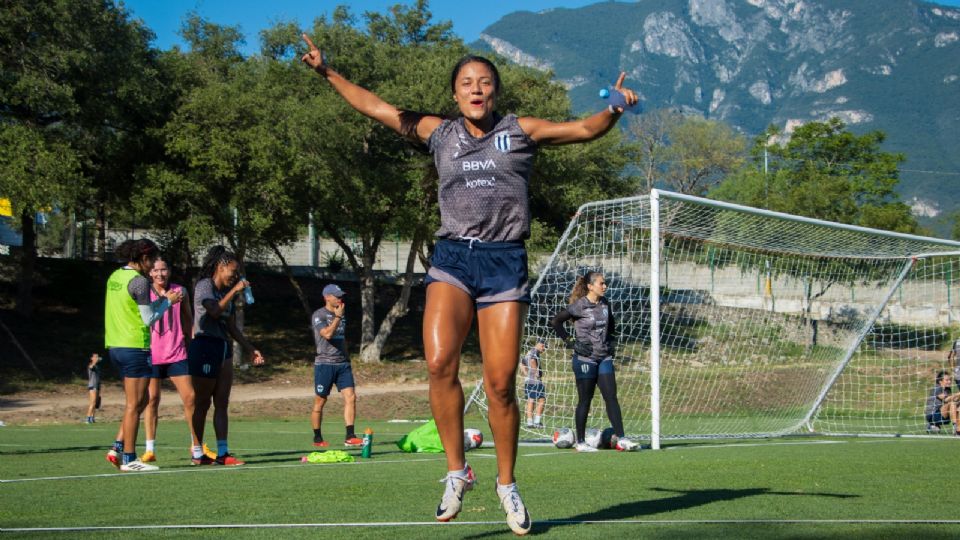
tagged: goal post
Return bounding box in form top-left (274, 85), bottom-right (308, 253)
top-left (467, 189), bottom-right (960, 447)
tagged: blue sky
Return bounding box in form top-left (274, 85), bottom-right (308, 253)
top-left (121, 0), bottom-right (960, 55)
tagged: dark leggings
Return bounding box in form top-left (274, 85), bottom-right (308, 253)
top-left (574, 374), bottom-right (625, 442)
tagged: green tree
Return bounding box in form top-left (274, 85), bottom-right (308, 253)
top-left (661, 116), bottom-right (746, 196)
top-left (626, 108), bottom-right (678, 193)
top-left (1, 0), bottom-right (160, 316)
top-left (712, 118), bottom-right (918, 232)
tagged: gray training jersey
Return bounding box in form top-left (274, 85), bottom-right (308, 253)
top-left (427, 114), bottom-right (536, 242)
top-left (312, 307), bottom-right (347, 364)
top-left (566, 296), bottom-right (613, 361)
top-left (193, 277), bottom-right (232, 341)
top-left (522, 347), bottom-right (543, 383)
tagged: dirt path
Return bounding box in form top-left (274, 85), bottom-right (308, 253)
top-left (0, 381), bottom-right (430, 414)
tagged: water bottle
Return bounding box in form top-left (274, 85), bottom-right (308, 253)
top-left (361, 428), bottom-right (373, 458)
top-left (599, 86), bottom-right (642, 114)
top-left (240, 276), bottom-right (255, 305)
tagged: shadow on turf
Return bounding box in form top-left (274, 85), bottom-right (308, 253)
top-left (461, 486), bottom-right (858, 538)
top-left (0, 445), bottom-right (106, 456)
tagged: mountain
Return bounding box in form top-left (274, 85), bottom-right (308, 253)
top-left (474, 0), bottom-right (960, 228)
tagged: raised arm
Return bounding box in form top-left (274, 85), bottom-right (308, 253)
top-left (301, 34), bottom-right (442, 143)
top-left (518, 72), bottom-right (638, 145)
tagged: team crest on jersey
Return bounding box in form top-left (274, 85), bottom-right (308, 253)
top-left (493, 131), bottom-right (511, 152)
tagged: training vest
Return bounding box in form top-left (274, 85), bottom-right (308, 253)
top-left (104, 268), bottom-right (150, 349)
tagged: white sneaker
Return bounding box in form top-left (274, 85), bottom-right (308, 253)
top-left (435, 465), bottom-right (475, 522)
top-left (497, 481), bottom-right (532, 535)
top-left (574, 442), bottom-right (598, 452)
top-left (616, 437), bottom-right (640, 452)
top-left (120, 460), bottom-right (159, 472)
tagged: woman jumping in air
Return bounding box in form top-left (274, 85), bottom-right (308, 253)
top-left (302, 35), bottom-right (636, 535)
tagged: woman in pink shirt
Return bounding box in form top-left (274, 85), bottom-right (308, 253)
top-left (141, 258), bottom-right (198, 463)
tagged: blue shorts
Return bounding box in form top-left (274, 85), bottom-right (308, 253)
top-left (187, 336), bottom-right (231, 379)
top-left (108, 348), bottom-right (152, 379)
top-left (425, 239), bottom-right (530, 309)
top-left (524, 381), bottom-right (546, 400)
top-left (927, 411), bottom-right (949, 426)
top-left (572, 355), bottom-right (615, 380)
top-left (315, 363), bottom-right (355, 397)
top-left (152, 359), bottom-right (190, 379)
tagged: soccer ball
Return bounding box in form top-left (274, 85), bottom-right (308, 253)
top-left (463, 428), bottom-right (483, 450)
top-left (584, 428), bottom-right (602, 449)
top-left (552, 428), bottom-right (575, 449)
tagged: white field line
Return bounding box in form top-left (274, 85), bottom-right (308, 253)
top-left (4, 518), bottom-right (960, 533)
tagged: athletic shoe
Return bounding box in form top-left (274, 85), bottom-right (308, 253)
top-left (191, 455), bottom-right (217, 466)
top-left (496, 481), bottom-right (532, 535)
top-left (525, 421), bottom-right (535, 428)
top-left (202, 443), bottom-right (218, 460)
top-left (216, 453), bottom-right (245, 466)
top-left (533, 422), bottom-right (544, 428)
top-left (574, 442), bottom-right (598, 452)
top-left (106, 449), bottom-right (121, 468)
top-left (141, 450), bottom-right (157, 462)
top-left (120, 460), bottom-right (159, 472)
top-left (313, 439), bottom-right (329, 448)
top-left (616, 437), bottom-right (640, 452)
top-left (927, 424), bottom-right (941, 433)
top-left (344, 437), bottom-right (364, 448)
top-left (435, 465), bottom-right (476, 522)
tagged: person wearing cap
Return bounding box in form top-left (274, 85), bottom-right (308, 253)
top-left (310, 284), bottom-right (363, 448)
top-left (520, 340), bottom-right (547, 428)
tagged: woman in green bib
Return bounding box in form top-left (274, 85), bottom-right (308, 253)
top-left (104, 239), bottom-right (182, 472)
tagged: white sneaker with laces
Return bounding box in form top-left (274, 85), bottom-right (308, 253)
top-left (435, 465), bottom-right (475, 522)
top-left (496, 480), bottom-right (532, 535)
top-left (616, 437), bottom-right (640, 452)
top-left (574, 442), bottom-right (598, 452)
top-left (119, 460), bottom-right (159, 472)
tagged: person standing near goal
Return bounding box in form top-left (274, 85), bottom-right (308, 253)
top-left (520, 340), bottom-right (547, 428)
top-left (301, 34), bottom-right (636, 535)
top-left (310, 284), bottom-right (364, 449)
top-left (550, 271), bottom-right (638, 452)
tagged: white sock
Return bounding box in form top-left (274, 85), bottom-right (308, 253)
top-left (496, 480), bottom-right (517, 498)
top-left (449, 464), bottom-right (470, 480)
top-left (146, 439), bottom-right (155, 452)
top-left (192, 445), bottom-right (203, 459)
top-left (533, 415), bottom-right (541, 424)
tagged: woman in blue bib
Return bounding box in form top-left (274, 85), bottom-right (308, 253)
top-left (302, 35), bottom-right (636, 536)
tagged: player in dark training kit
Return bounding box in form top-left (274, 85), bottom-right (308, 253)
top-left (310, 284), bottom-right (363, 448)
top-left (551, 271), bottom-right (638, 452)
top-left (302, 35), bottom-right (637, 535)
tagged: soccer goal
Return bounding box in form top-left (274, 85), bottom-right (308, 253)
top-left (467, 189), bottom-right (960, 449)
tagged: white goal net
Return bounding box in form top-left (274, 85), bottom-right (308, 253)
top-left (468, 190), bottom-right (960, 447)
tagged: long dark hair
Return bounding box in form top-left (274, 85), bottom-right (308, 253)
top-left (449, 55), bottom-right (501, 95)
top-left (569, 271), bottom-right (602, 303)
top-left (114, 239), bottom-right (159, 265)
top-left (200, 245), bottom-right (238, 280)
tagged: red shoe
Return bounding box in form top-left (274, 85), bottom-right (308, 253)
top-left (344, 437), bottom-right (364, 448)
top-left (313, 439), bottom-right (329, 448)
top-left (106, 449), bottom-right (121, 469)
top-left (216, 453), bottom-right (245, 466)
top-left (191, 455), bottom-right (217, 466)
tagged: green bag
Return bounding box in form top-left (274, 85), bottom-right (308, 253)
top-left (303, 450), bottom-right (355, 463)
top-left (396, 419), bottom-right (444, 453)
